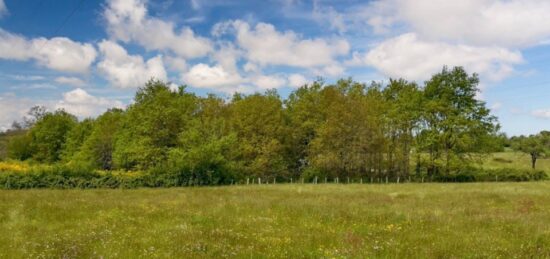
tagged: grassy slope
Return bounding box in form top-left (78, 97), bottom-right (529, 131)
top-left (1, 183), bottom-right (550, 258)
top-left (481, 151), bottom-right (550, 172)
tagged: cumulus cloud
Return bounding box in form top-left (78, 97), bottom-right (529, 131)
top-left (55, 88), bottom-right (124, 118)
top-left (214, 20), bottom-right (349, 71)
top-left (182, 63), bottom-right (243, 91)
top-left (532, 109), bottom-right (550, 119)
top-left (351, 33), bottom-right (523, 81)
top-left (104, 0), bottom-right (212, 58)
top-left (0, 94), bottom-right (43, 131)
top-left (312, 2), bottom-right (347, 34)
top-left (164, 56), bottom-right (187, 72)
top-left (251, 74), bottom-right (286, 90)
top-left (0, 29), bottom-right (97, 73)
top-left (288, 73), bottom-right (308, 88)
top-left (54, 76), bottom-right (86, 87)
top-left (360, 0), bottom-right (550, 47)
top-left (97, 40), bottom-right (167, 88)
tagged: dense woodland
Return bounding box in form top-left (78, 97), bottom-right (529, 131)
top-left (1, 66), bottom-right (546, 186)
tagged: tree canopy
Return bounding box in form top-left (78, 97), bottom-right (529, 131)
top-left (5, 67), bottom-right (505, 183)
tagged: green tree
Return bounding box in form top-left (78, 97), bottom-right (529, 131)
top-left (228, 90), bottom-right (288, 181)
top-left (383, 79), bottom-right (423, 179)
top-left (113, 80), bottom-right (198, 170)
top-left (74, 109), bottom-right (124, 170)
top-left (62, 118), bottom-right (94, 162)
top-left (7, 133), bottom-right (32, 160)
top-left (511, 133), bottom-right (549, 169)
top-left (28, 109), bottom-right (77, 163)
top-left (418, 67), bottom-right (498, 176)
top-left (285, 80), bottom-right (325, 177)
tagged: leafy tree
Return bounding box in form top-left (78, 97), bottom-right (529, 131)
top-left (228, 90), bottom-right (288, 180)
top-left (511, 132), bottom-right (550, 169)
top-left (167, 94), bottom-right (241, 184)
top-left (309, 79), bottom-right (386, 180)
top-left (383, 79), bottom-right (423, 178)
top-left (113, 80), bottom-right (198, 170)
top-left (285, 80), bottom-right (325, 177)
top-left (74, 109), bottom-right (124, 170)
top-left (7, 133), bottom-right (32, 160)
top-left (418, 67), bottom-right (498, 176)
top-left (28, 109), bottom-right (77, 163)
top-left (62, 118), bottom-right (94, 162)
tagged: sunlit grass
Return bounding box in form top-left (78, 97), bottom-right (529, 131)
top-left (1, 183), bottom-right (550, 258)
top-left (481, 151), bottom-right (550, 172)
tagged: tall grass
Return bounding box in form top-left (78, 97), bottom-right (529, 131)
top-left (1, 183), bottom-right (550, 258)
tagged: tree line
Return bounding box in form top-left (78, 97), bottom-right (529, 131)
top-left (5, 67), bottom-right (507, 184)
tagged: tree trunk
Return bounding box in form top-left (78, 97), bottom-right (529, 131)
top-left (531, 153), bottom-right (537, 169)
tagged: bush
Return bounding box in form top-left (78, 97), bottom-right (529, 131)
top-left (0, 165), bottom-right (547, 189)
top-left (433, 168), bottom-right (547, 182)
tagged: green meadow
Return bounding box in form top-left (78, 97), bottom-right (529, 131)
top-left (2, 182), bottom-right (550, 258)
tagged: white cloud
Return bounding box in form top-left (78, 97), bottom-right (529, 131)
top-left (251, 74), bottom-right (286, 90)
top-left (312, 2), bottom-right (347, 34)
top-left (182, 63), bottom-right (243, 92)
top-left (214, 20), bottom-right (349, 71)
top-left (0, 29), bottom-right (97, 73)
top-left (212, 43), bottom-right (241, 73)
top-left (104, 0), bottom-right (212, 58)
top-left (0, 0), bottom-right (7, 17)
top-left (532, 109), bottom-right (550, 119)
top-left (55, 88), bottom-right (124, 118)
top-left (354, 33), bottom-right (523, 81)
top-left (97, 40), bottom-right (167, 88)
top-left (0, 94), bottom-right (52, 131)
top-left (164, 56), bottom-right (187, 72)
top-left (361, 0), bottom-right (550, 47)
top-left (54, 76), bottom-right (86, 87)
top-left (288, 73), bottom-right (308, 88)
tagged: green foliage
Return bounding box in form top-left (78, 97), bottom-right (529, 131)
top-left (73, 109), bottom-right (124, 170)
top-left (229, 90), bottom-right (288, 179)
top-left (418, 67), bottom-right (498, 175)
top-left (510, 131), bottom-right (550, 169)
top-left (28, 110), bottom-right (77, 163)
top-left (5, 66), bottom-right (522, 186)
top-left (6, 132), bottom-right (32, 160)
top-left (113, 80), bottom-right (198, 170)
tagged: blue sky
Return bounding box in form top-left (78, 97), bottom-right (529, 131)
top-left (0, 0), bottom-right (550, 136)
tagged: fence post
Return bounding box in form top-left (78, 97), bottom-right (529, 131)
top-left (258, 177), bottom-right (261, 185)
top-left (397, 177), bottom-right (400, 183)
top-left (385, 176), bottom-right (388, 184)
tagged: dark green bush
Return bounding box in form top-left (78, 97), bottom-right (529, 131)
top-left (0, 166), bottom-right (546, 189)
top-left (433, 168), bottom-right (547, 182)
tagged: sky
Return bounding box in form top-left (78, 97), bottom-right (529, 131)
top-left (0, 0), bottom-right (550, 136)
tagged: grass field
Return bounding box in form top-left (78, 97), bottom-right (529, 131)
top-left (1, 183), bottom-right (550, 258)
top-left (482, 151), bottom-right (550, 172)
